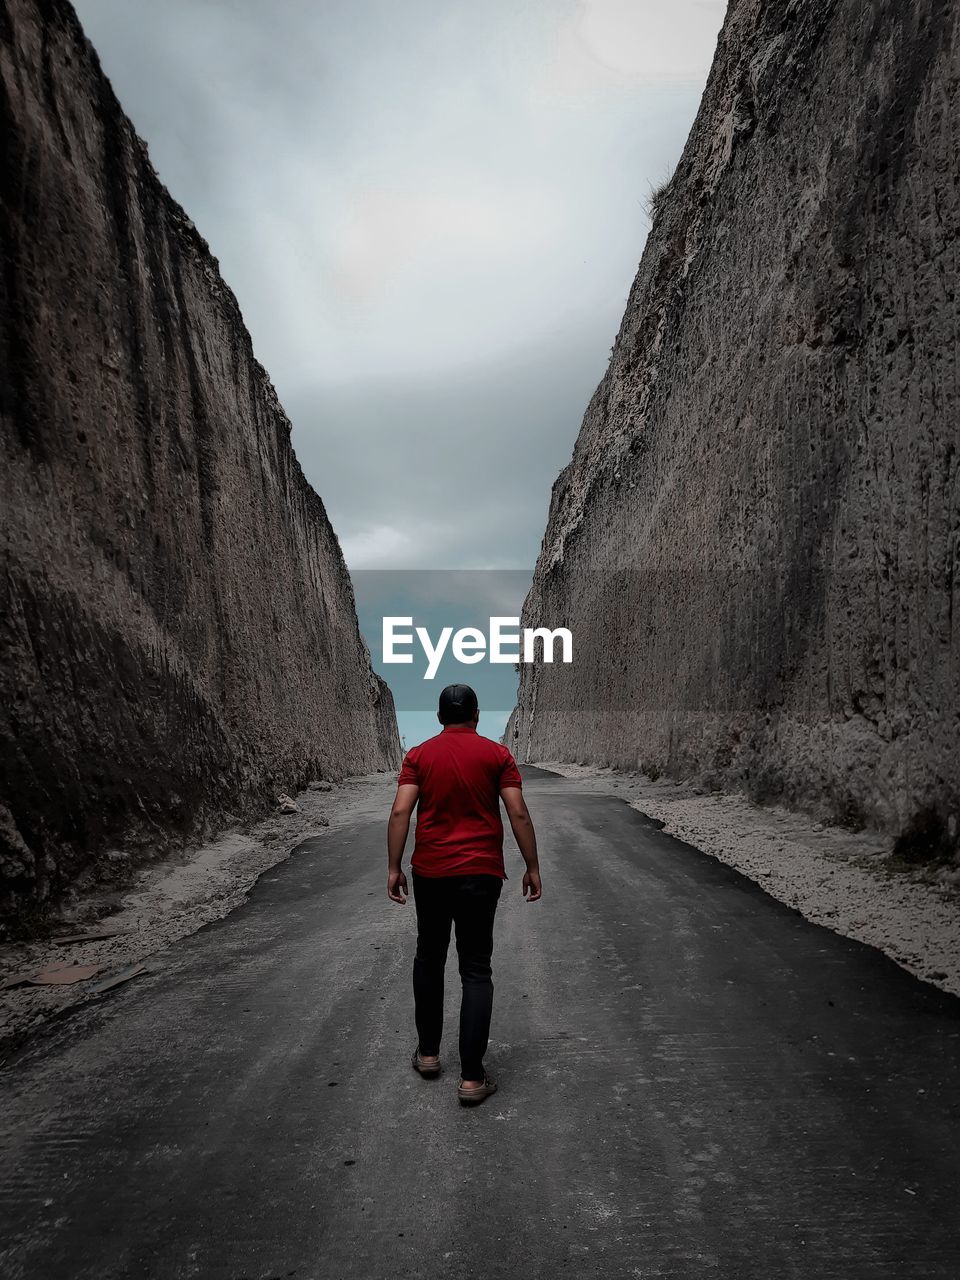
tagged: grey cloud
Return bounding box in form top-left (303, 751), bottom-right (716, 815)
top-left (73, 0), bottom-right (721, 573)
top-left (287, 318), bottom-right (615, 570)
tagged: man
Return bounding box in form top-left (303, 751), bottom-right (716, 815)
top-left (387, 683), bottom-right (542, 1106)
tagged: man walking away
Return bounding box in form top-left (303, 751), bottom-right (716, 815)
top-left (387, 684), bottom-right (542, 1106)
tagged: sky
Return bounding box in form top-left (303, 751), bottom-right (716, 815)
top-left (73, 0), bottom-right (725, 741)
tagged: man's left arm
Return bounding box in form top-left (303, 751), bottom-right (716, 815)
top-left (387, 784), bottom-right (419, 903)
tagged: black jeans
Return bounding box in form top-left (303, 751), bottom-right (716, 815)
top-left (412, 872), bottom-right (503, 1081)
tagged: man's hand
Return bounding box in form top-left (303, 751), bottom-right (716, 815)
top-left (387, 784), bottom-right (418, 905)
top-left (501, 787), bottom-right (542, 903)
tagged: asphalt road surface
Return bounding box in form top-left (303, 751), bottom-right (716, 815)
top-left (1, 768), bottom-right (959, 1279)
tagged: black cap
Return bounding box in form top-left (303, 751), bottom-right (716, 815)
top-left (438, 683), bottom-right (479, 725)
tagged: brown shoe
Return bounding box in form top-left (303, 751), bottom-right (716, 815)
top-left (411, 1046), bottom-right (441, 1077)
top-left (457, 1075), bottom-right (498, 1106)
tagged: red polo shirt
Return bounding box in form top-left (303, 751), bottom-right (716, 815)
top-left (397, 723), bottom-right (523, 879)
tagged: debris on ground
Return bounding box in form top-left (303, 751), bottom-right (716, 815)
top-left (52, 927), bottom-right (126, 945)
top-left (2, 963), bottom-right (101, 990)
top-left (89, 964), bottom-right (148, 994)
top-left (308, 780), bottom-right (334, 792)
top-left (277, 793), bottom-right (299, 814)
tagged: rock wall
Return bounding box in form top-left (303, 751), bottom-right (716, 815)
top-left (513, 0), bottom-right (960, 858)
top-left (0, 0), bottom-right (400, 925)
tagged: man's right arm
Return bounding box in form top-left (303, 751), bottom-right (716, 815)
top-left (500, 787), bottom-right (542, 902)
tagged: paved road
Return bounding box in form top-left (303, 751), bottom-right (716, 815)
top-left (1, 768), bottom-right (959, 1279)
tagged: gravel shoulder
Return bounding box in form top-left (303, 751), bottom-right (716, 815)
top-left (537, 762), bottom-right (960, 997)
top-left (0, 775), bottom-right (395, 1057)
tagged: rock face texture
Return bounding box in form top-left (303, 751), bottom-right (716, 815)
top-left (0, 0), bottom-right (400, 925)
top-left (513, 0), bottom-right (960, 857)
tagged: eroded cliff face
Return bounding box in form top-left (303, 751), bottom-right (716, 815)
top-left (0, 0), bottom-right (400, 925)
top-left (513, 0), bottom-right (960, 856)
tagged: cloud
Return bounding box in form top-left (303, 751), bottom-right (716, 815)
top-left (340, 524), bottom-right (419, 569)
top-left (326, 182), bottom-right (560, 307)
top-left (72, 0), bottom-right (723, 573)
top-left (544, 0), bottom-right (727, 93)
top-left (288, 316), bottom-right (613, 570)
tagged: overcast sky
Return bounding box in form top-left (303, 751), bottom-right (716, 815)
top-left (74, 0), bottom-right (724, 574)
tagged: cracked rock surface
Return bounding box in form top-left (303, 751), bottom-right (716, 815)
top-left (0, 0), bottom-right (400, 926)
top-left (511, 0), bottom-right (960, 858)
